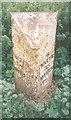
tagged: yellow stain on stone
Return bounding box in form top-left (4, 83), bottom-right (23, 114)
top-left (11, 12), bottom-right (58, 101)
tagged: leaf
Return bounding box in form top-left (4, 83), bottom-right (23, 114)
top-left (66, 103), bottom-right (69, 108)
top-left (63, 91), bottom-right (69, 97)
top-left (54, 68), bottom-right (62, 76)
top-left (35, 103), bottom-right (44, 111)
top-left (0, 85), bottom-right (3, 90)
top-left (3, 103), bottom-right (7, 107)
top-left (9, 113), bottom-right (13, 118)
top-left (61, 98), bottom-right (67, 103)
top-left (44, 108), bottom-right (49, 114)
top-left (49, 108), bottom-right (58, 117)
top-left (7, 91), bottom-right (13, 96)
top-left (12, 94), bottom-right (18, 98)
top-left (63, 85), bottom-right (69, 91)
top-left (62, 109), bottom-right (69, 115)
top-left (18, 113), bottom-right (24, 117)
top-left (63, 65), bottom-right (69, 74)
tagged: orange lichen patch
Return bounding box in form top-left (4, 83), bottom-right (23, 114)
top-left (11, 12), bottom-right (58, 101)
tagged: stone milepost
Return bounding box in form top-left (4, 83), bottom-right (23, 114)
top-left (11, 12), bottom-right (58, 101)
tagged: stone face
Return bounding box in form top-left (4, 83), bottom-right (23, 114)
top-left (11, 12), bottom-right (58, 101)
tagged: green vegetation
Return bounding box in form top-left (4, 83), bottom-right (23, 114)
top-left (0, 2), bottom-right (70, 118)
top-left (2, 65), bottom-right (69, 118)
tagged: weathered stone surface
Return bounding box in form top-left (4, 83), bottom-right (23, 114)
top-left (11, 12), bottom-right (58, 101)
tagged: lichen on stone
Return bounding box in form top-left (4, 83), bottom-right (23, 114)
top-left (11, 12), bottom-right (58, 101)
